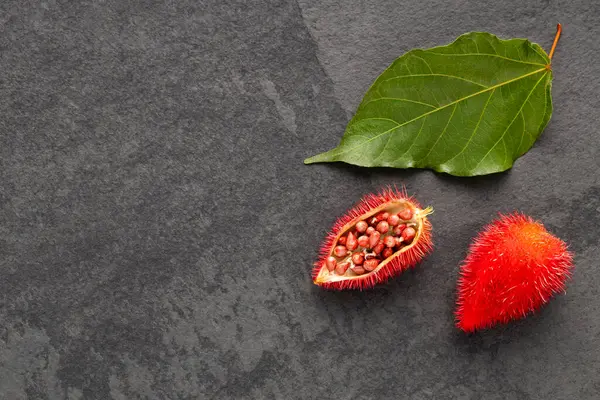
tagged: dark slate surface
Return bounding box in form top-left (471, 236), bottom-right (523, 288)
top-left (1, 0), bottom-right (599, 399)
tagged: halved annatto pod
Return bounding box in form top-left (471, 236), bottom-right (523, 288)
top-left (312, 187), bottom-right (433, 290)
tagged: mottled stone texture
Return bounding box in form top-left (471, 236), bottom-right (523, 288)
top-left (0, 0), bottom-right (599, 398)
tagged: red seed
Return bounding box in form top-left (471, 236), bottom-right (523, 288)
top-left (357, 235), bottom-right (369, 248)
top-left (402, 227), bottom-right (416, 242)
top-left (366, 226), bottom-right (375, 235)
top-left (334, 245), bottom-right (348, 257)
top-left (346, 232), bottom-right (358, 251)
top-left (378, 212), bottom-right (390, 222)
top-left (399, 208), bottom-right (413, 221)
top-left (369, 231), bottom-right (381, 248)
top-left (336, 262), bottom-right (350, 275)
top-left (395, 237), bottom-right (404, 247)
top-left (384, 236), bottom-right (396, 248)
top-left (325, 256), bottom-right (337, 271)
top-left (355, 221), bottom-right (368, 233)
top-left (387, 214), bottom-right (400, 226)
top-left (393, 224), bottom-right (406, 236)
top-left (373, 242), bottom-right (385, 255)
top-left (376, 221), bottom-right (389, 234)
top-left (351, 253), bottom-right (364, 265)
top-left (383, 248), bottom-right (394, 258)
top-left (338, 236), bottom-right (347, 245)
top-left (363, 258), bottom-right (380, 271)
top-left (352, 265), bottom-right (366, 275)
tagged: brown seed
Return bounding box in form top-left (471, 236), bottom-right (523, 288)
top-left (325, 256), bottom-right (337, 271)
top-left (357, 235), bottom-right (369, 248)
top-left (346, 231), bottom-right (358, 251)
top-left (338, 236), bottom-right (347, 245)
top-left (402, 227), bottom-right (416, 242)
top-left (336, 262), bottom-right (350, 275)
top-left (363, 258), bottom-right (380, 271)
top-left (355, 221), bottom-right (368, 233)
top-left (376, 221), bottom-right (389, 234)
top-left (384, 236), bottom-right (396, 248)
top-left (334, 245), bottom-right (348, 257)
top-left (382, 247), bottom-right (394, 258)
top-left (387, 214), bottom-right (400, 226)
top-left (366, 226), bottom-right (375, 235)
top-left (351, 252), bottom-right (364, 265)
top-left (369, 231), bottom-right (381, 248)
top-left (393, 224), bottom-right (406, 236)
top-left (373, 242), bottom-right (385, 255)
top-left (399, 208), bottom-right (413, 221)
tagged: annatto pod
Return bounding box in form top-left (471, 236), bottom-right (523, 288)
top-left (312, 187), bottom-right (433, 290)
top-left (456, 213), bottom-right (574, 332)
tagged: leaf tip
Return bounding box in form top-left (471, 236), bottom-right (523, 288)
top-left (304, 151), bottom-right (333, 164)
top-left (304, 155), bottom-right (319, 164)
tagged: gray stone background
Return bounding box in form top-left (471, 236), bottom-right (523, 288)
top-left (1, 0), bottom-right (599, 399)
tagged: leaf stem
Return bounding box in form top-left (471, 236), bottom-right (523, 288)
top-left (548, 23), bottom-right (562, 60)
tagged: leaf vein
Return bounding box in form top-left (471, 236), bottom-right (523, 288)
top-left (363, 97), bottom-right (436, 108)
top-left (326, 68), bottom-right (546, 159)
top-left (394, 117), bottom-right (427, 162)
top-left (425, 51), bottom-right (546, 67)
top-left (417, 103), bottom-right (458, 163)
top-left (442, 88), bottom-right (496, 165)
top-left (411, 54), bottom-right (434, 73)
top-left (471, 71), bottom-right (548, 172)
top-left (359, 117), bottom-right (401, 125)
top-left (379, 73), bottom-right (488, 89)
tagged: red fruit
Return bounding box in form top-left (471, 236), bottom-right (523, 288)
top-left (346, 232), bottom-right (358, 251)
top-left (387, 214), bottom-right (400, 226)
top-left (363, 258), bottom-right (380, 272)
top-left (357, 235), bottom-right (369, 248)
top-left (351, 253), bottom-right (364, 265)
top-left (356, 221), bottom-right (368, 233)
top-left (455, 213), bottom-right (574, 332)
top-left (384, 236), bottom-right (396, 248)
top-left (336, 262), bottom-right (350, 275)
top-left (376, 221), bottom-right (390, 234)
top-left (373, 242), bottom-right (385, 255)
top-left (369, 231), bottom-right (381, 249)
top-left (401, 227), bottom-right (416, 242)
top-left (393, 224), bottom-right (406, 236)
top-left (399, 207), bottom-right (413, 221)
top-left (377, 212), bottom-right (389, 222)
top-left (351, 265), bottom-right (366, 275)
top-left (325, 256), bottom-right (337, 271)
top-left (312, 187), bottom-right (433, 290)
top-left (334, 246), bottom-right (348, 257)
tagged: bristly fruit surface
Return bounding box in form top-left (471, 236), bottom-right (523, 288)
top-left (456, 213), bottom-right (573, 332)
top-left (312, 187), bottom-right (433, 290)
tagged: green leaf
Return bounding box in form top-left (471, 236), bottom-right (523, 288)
top-left (304, 32), bottom-right (553, 176)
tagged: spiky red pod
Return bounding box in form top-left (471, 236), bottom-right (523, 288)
top-left (456, 213), bottom-right (574, 332)
top-left (312, 187), bottom-right (433, 290)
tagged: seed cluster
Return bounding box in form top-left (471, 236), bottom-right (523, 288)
top-left (325, 207), bottom-right (417, 276)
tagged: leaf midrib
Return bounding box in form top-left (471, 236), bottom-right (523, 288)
top-left (314, 67), bottom-right (547, 161)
